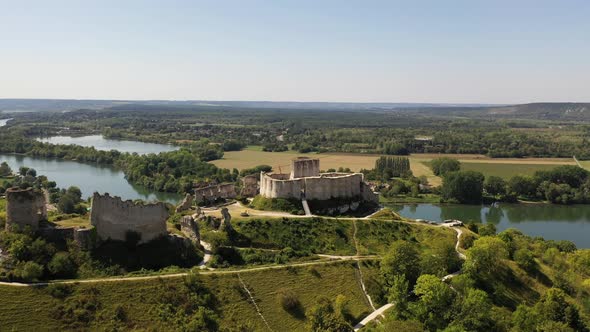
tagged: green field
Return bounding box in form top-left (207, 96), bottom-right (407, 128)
top-left (460, 162), bottom-right (561, 179)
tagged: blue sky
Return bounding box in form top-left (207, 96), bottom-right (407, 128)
top-left (1, 0), bottom-right (589, 103)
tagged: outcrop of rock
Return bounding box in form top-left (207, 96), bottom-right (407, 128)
top-left (180, 215), bottom-right (200, 243)
top-left (220, 207), bottom-right (233, 232)
top-left (175, 194), bottom-right (194, 213)
top-left (5, 187), bottom-right (47, 232)
top-left (90, 193), bottom-right (169, 244)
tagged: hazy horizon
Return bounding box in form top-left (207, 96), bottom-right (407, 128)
top-left (2, 0), bottom-right (589, 104)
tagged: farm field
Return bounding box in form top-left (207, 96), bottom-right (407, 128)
top-left (210, 147), bottom-right (575, 187)
top-left (459, 162), bottom-right (564, 179)
top-left (210, 146), bottom-right (380, 173)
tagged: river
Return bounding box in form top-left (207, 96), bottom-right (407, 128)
top-left (36, 135), bottom-right (178, 155)
top-left (1, 135), bottom-right (182, 203)
top-left (0, 118), bottom-right (12, 127)
top-left (388, 203), bottom-right (590, 248)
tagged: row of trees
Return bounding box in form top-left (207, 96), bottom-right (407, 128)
top-left (431, 157), bottom-right (590, 205)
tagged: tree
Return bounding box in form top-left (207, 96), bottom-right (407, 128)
top-left (430, 157), bottom-right (460, 176)
top-left (464, 236), bottom-right (508, 277)
top-left (413, 274), bottom-right (456, 331)
top-left (441, 170), bottom-right (484, 203)
top-left (387, 274), bottom-right (410, 319)
top-left (514, 248), bottom-right (537, 273)
top-left (484, 176), bottom-right (506, 196)
top-left (307, 297), bottom-right (353, 332)
top-left (26, 168), bottom-right (37, 177)
top-left (381, 241), bottom-right (421, 286)
top-left (48, 252), bottom-right (76, 278)
top-left (18, 166), bottom-right (30, 176)
top-left (16, 261), bottom-right (44, 282)
top-left (0, 162), bottom-right (12, 176)
top-left (508, 175), bottom-right (537, 198)
top-left (452, 289), bottom-right (494, 331)
top-left (57, 194), bottom-right (77, 214)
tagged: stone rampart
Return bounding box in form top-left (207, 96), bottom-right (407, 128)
top-left (5, 187), bottom-right (47, 232)
top-left (90, 193), bottom-right (169, 244)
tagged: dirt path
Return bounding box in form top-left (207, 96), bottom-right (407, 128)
top-left (352, 220), bottom-right (377, 311)
top-left (0, 256), bottom-right (379, 288)
top-left (198, 240), bottom-right (213, 269)
top-left (238, 273), bottom-right (274, 331)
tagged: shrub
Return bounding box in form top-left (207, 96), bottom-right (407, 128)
top-left (277, 288), bottom-right (300, 312)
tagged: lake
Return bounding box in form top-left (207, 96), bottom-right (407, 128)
top-left (388, 203), bottom-right (590, 248)
top-left (36, 135), bottom-right (178, 155)
top-left (0, 118), bottom-right (12, 127)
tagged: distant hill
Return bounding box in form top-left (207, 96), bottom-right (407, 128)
top-left (481, 103), bottom-right (590, 120)
top-left (1, 99), bottom-right (589, 121)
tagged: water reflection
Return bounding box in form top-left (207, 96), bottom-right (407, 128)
top-left (388, 203), bottom-right (590, 248)
top-left (0, 154), bottom-right (182, 204)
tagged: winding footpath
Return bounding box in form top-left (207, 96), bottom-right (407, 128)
top-left (353, 225), bottom-right (466, 331)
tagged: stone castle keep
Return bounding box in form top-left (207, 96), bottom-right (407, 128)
top-left (90, 193), bottom-right (169, 244)
top-left (260, 157), bottom-right (378, 203)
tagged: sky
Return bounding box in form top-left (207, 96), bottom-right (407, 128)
top-left (1, 0), bottom-right (589, 104)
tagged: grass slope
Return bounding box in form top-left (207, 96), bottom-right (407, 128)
top-left (0, 262), bottom-right (372, 331)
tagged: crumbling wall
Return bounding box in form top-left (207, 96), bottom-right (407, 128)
top-left (90, 193), bottom-right (169, 244)
top-left (5, 187), bottom-right (47, 232)
top-left (240, 175), bottom-right (259, 197)
top-left (290, 157), bottom-right (320, 179)
top-left (175, 194), bottom-right (194, 213)
top-left (180, 215), bottom-right (200, 243)
top-left (194, 183), bottom-right (237, 203)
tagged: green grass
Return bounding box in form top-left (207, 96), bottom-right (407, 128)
top-left (0, 262), bottom-right (372, 331)
top-left (354, 219), bottom-right (457, 255)
top-left (460, 162), bottom-right (560, 179)
top-left (231, 217), bottom-right (357, 255)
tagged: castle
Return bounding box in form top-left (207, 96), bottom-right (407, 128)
top-left (259, 157), bottom-right (377, 203)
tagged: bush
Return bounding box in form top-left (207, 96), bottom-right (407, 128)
top-left (48, 252), bottom-right (77, 278)
top-left (277, 288), bottom-right (300, 312)
top-left (513, 249), bottom-right (537, 273)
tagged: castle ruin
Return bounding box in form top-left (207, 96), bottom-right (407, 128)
top-left (259, 157), bottom-right (378, 203)
top-left (194, 183), bottom-right (237, 203)
top-left (5, 187), bottom-right (47, 232)
top-left (90, 193), bottom-right (169, 244)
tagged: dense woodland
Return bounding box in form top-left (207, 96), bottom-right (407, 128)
top-left (6, 104), bottom-right (590, 158)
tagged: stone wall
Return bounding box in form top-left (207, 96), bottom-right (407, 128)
top-left (240, 175), bottom-right (259, 197)
top-left (290, 157), bottom-right (320, 179)
top-left (180, 215), bottom-right (200, 243)
top-left (175, 194), bottom-right (193, 213)
top-left (259, 172), bottom-right (303, 199)
top-left (5, 187), bottom-right (47, 232)
top-left (194, 183), bottom-right (237, 203)
top-left (90, 193), bottom-right (169, 244)
top-left (259, 172), bottom-right (377, 202)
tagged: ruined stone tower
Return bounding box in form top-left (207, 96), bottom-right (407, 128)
top-left (5, 187), bottom-right (47, 232)
top-left (290, 157), bottom-right (320, 179)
